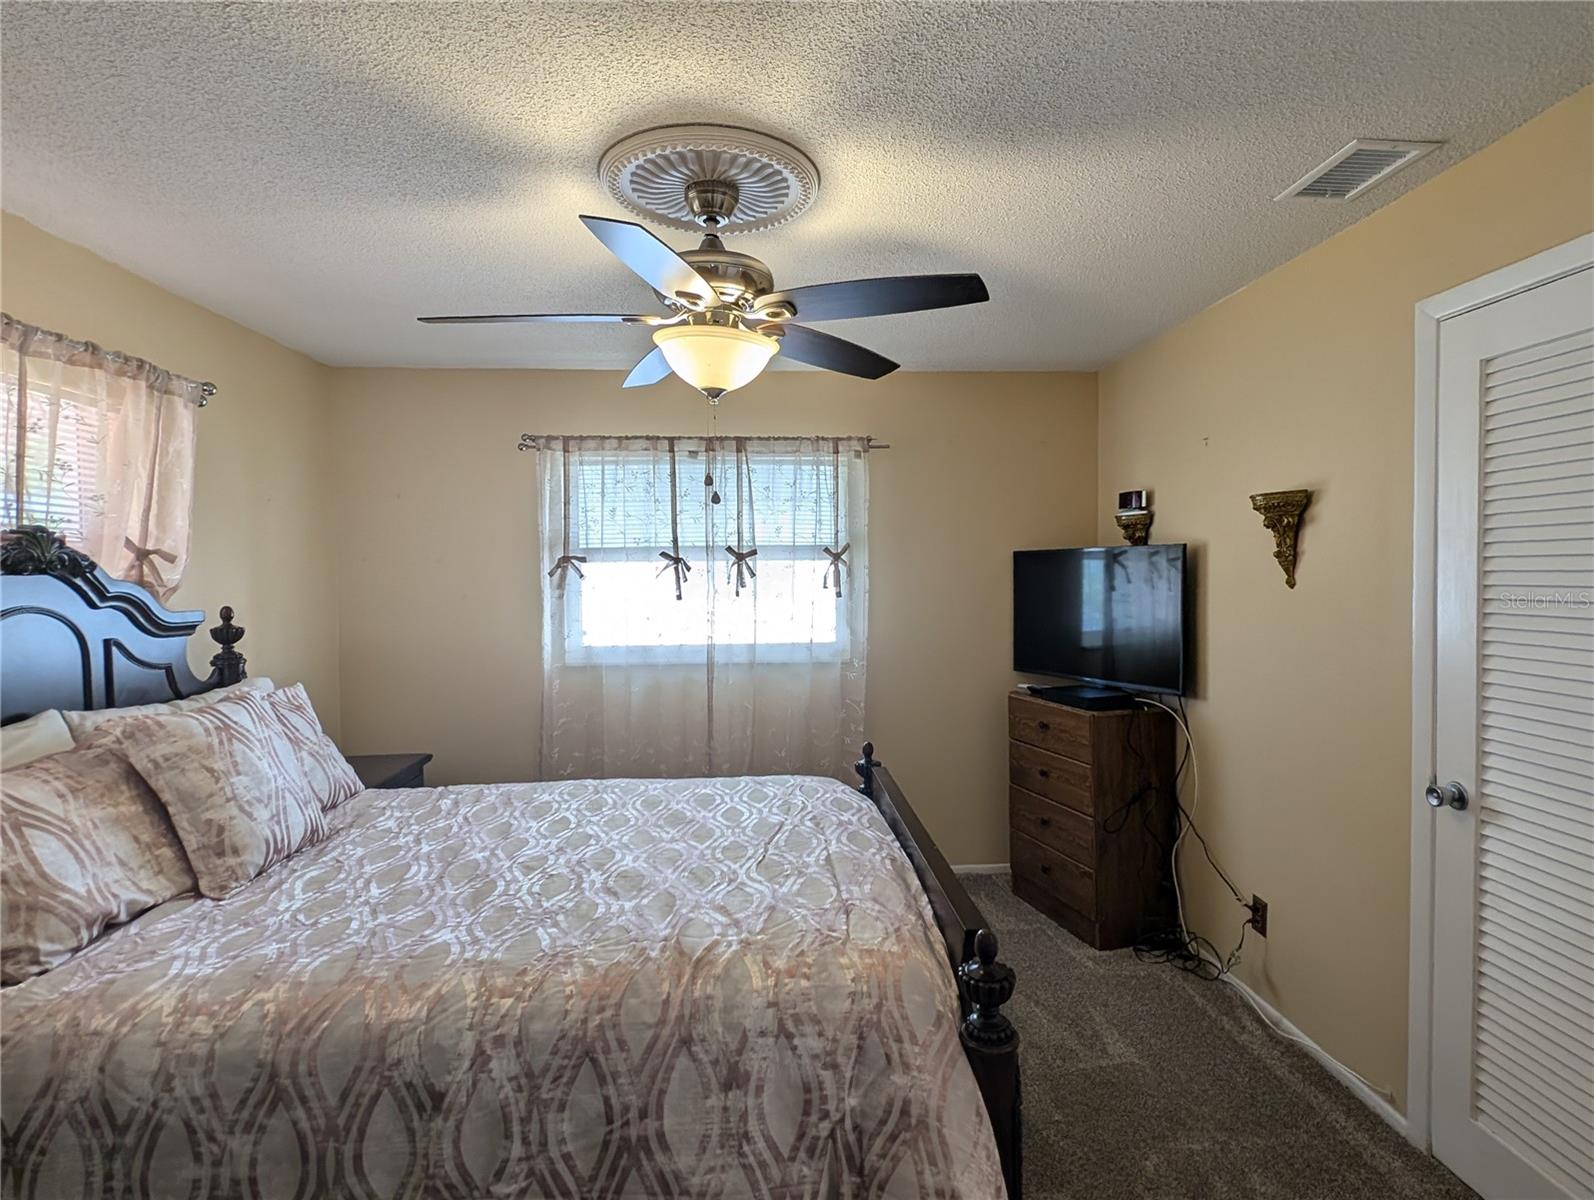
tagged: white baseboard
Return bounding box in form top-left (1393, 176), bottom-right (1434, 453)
top-left (945, 869), bottom-right (1408, 1135)
top-left (1224, 973), bottom-right (1408, 1139)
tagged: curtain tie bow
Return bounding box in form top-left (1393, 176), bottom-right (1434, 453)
top-left (657, 550), bottom-right (692, 600)
top-left (123, 537), bottom-right (177, 592)
top-left (821, 543), bottom-right (850, 597)
top-left (725, 546), bottom-right (758, 595)
top-left (547, 554), bottom-right (587, 591)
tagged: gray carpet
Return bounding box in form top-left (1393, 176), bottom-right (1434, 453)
top-left (961, 874), bottom-right (1477, 1200)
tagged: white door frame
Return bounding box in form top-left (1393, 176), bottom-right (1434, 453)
top-left (1407, 232), bottom-right (1594, 1153)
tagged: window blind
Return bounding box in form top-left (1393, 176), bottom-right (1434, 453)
top-left (0, 383), bottom-right (100, 544)
top-left (571, 452), bottom-right (842, 550)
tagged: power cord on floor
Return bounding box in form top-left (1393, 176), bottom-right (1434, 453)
top-left (1133, 696), bottom-right (1253, 981)
top-left (1135, 697), bottom-right (1396, 1105)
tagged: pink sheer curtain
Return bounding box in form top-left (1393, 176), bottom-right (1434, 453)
top-left (536, 434), bottom-right (869, 781)
top-left (1, 313), bottom-right (202, 600)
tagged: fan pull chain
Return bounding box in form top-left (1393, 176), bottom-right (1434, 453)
top-left (705, 404), bottom-right (722, 504)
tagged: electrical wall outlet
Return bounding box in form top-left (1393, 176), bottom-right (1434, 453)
top-left (1249, 895), bottom-right (1268, 938)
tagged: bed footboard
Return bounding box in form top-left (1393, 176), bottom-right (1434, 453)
top-left (856, 743), bottom-right (1022, 1200)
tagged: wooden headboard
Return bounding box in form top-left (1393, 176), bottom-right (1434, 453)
top-left (0, 526), bottom-right (246, 724)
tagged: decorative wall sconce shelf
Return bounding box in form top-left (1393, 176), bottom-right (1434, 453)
top-left (1115, 510), bottom-right (1153, 546)
top-left (1115, 489), bottom-right (1153, 546)
top-left (1250, 489), bottom-right (1312, 588)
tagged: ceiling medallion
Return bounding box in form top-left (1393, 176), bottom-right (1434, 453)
top-left (598, 124), bottom-right (821, 234)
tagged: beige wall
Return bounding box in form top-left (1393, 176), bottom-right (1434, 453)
top-left (330, 368), bottom-right (1097, 864)
top-left (1095, 85), bottom-right (1594, 1111)
top-left (0, 213), bottom-right (343, 733)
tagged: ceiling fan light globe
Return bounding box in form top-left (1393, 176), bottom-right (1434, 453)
top-left (652, 324), bottom-right (779, 396)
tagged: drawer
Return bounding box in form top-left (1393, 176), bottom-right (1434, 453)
top-left (1008, 741), bottom-right (1093, 816)
top-left (1010, 786), bottom-right (1093, 862)
top-left (1008, 695), bottom-right (1092, 762)
top-left (1010, 832), bottom-right (1095, 918)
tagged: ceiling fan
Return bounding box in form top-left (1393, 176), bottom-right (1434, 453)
top-left (419, 176), bottom-right (990, 401)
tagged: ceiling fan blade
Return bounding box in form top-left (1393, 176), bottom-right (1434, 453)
top-left (755, 274), bottom-right (988, 322)
top-left (579, 215), bottom-right (720, 308)
top-left (774, 324), bottom-right (899, 380)
top-left (417, 312), bottom-right (667, 325)
top-left (622, 346), bottom-right (673, 389)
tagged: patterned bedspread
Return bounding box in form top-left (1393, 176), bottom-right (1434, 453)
top-left (1, 775), bottom-right (1002, 1199)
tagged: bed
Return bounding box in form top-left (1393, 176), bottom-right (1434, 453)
top-left (0, 527), bottom-right (1021, 1199)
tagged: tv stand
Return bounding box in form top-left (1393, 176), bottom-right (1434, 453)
top-left (1021, 683), bottom-right (1138, 712)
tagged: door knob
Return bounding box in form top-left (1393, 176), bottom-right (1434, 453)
top-left (1426, 781), bottom-right (1469, 811)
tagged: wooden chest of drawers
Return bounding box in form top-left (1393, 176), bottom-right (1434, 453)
top-left (1007, 691), bottom-right (1176, 950)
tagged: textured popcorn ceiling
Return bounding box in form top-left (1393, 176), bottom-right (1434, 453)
top-left (1, 2), bottom-right (1589, 371)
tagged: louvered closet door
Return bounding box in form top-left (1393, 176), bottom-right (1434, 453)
top-left (1433, 265), bottom-right (1594, 1200)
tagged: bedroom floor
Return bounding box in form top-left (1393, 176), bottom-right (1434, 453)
top-left (961, 875), bottom-right (1479, 1200)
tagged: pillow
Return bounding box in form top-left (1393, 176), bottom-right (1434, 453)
top-left (265, 684), bottom-right (363, 811)
top-left (0, 709), bottom-right (74, 770)
top-left (87, 690), bottom-right (326, 899)
top-left (62, 676), bottom-right (276, 742)
top-left (1, 745), bottom-right (198, 984)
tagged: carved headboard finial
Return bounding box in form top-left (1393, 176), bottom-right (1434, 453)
top-left (209, 606), bottom-right (248, 685)
top-left (0, 526), bottom-right (96, 577)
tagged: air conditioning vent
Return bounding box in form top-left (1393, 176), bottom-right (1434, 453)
top-left (1276, 139), bottom-right (1441, 201)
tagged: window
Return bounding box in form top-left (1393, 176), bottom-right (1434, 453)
top-left (534, 434), bottom-right (870, 779)
top-left (2, 314), bottom-right (203, 599)
top-left (0, 380), bottom-right (101, 544)
top-left (555, 446), bottom-right (852, 664)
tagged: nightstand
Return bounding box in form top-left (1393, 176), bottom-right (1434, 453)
top-left (347, 753), bottom-right (433, 790)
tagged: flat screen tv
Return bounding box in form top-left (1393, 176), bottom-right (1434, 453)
top-left (1013, 544), bottom-right (1188, 695)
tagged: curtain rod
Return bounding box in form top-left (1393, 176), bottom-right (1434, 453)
top-left (1, 312), bottom-right (217, 406)
top-left (516, 434), bottom-right (891, 451)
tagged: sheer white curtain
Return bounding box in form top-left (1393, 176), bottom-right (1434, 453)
top-left (1, 313), bottom-right (202, 600)
top-left (537, 435), bottom-right (869, 781)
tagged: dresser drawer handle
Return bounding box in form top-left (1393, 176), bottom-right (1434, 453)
top-left (1040, 863), bottom-right (1052, 875)
top-left (1037, 720), bottom-right (1050, 732)
top-left (1038, 816), bottom-right (1052, 827)
top-left (1037, 768), bottom-right (1050, 779)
